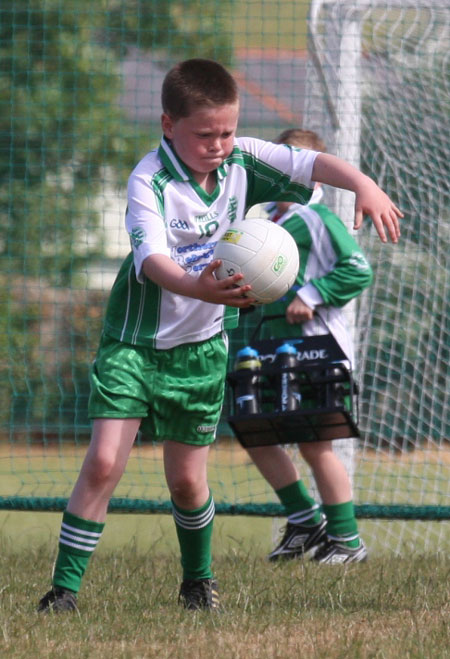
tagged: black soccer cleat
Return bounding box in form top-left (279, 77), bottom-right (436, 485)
top-left (268, 515), bottom-right (327, 561)
top-left (37, 587), bottom-right (78, 614)
top-left (312, 538), bottom-right (368, 565)
top-left (178, 578), bottom-right (220, 611)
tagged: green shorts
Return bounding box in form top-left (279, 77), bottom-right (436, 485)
top-left (88, 332), bottom-right (228, 445)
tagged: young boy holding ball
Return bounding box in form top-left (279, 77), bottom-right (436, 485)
top-left (38, 59), bottom-right (401, 613)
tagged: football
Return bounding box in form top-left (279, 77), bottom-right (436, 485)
top-left (213, 218), bottom-right (299, 304)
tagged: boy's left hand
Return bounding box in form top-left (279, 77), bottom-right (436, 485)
top-left (286, 296), bottom-right (314, 324)
top-left (312, 154), bottom-right (403, 244)
top-left (354, 176), bottom-right (403, 243)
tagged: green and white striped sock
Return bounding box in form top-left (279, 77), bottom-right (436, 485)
top-left (172, 493), bottom-right (215, 581)
top-left (322, 501), bottom-right (360, 549)
top-left (276, 480), bottom-right (321, 526)
top-left (52, 510), bottom-right (104, 593)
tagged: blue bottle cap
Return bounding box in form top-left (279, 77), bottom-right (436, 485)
top-left (237, 346), bottom-right (259, 359)
top-left (275, 342), bottom-right (297, 355)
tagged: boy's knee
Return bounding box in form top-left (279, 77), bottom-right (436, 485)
top-left (84, 453), bottom-right (121, 485)
top-left (300, 442), bottom-right (330, 465)
top-left (169, 474), bottom-right (206, 504)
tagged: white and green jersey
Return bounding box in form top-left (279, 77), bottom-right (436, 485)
top-left (263, 190), bottom-right (373, 364)
top-left (104, 136), bottom-right (318, 349)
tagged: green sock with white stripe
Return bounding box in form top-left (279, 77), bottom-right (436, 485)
top-left (276, 480), bottom-right (322, 526)
top-left (322, 501), bottom-right (360, 549)
top-left (52, 511), bottom-right (105, 593)
top-left (172, 493), bottom-right (215, 581)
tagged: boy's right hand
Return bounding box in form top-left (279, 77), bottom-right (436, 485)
top-left (195, 260), bottom-right (256, 308)
top-left (142, 254), bottom-right (255, 307)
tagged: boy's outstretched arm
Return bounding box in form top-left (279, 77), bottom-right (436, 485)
top-left (312, 153), bottom-right (403, 243)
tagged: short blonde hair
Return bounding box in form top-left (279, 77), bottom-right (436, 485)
top-left (275, 128), bottom-right (326, 153)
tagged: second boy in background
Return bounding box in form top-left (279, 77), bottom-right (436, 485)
top-left (247, 129), bottom-right (373, 564)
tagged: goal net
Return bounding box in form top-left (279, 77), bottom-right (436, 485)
top-left (1, 1), bottom-right (448, 554)
top-left (289, 0), bottom-right (450, 552)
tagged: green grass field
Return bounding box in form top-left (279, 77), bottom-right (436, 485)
top-left (1, 452), bottom-right (448, 658)
top-left (2, 439), bottom-right (448, 657)
top-left (1, 439), bottom-right (449, 562)
top-left (1, 532), bottom-right (449, 659)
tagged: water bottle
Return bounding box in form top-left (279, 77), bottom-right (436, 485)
top-left (274, 343), bottom-right (301, 412)
top-left (234, 346), bottom-right (262, 415)
top-left (325, 363), bottom-right (348, 409)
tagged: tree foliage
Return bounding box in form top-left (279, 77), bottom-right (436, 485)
top-left (0, 0), bottom-right (234, 431)
top-left (0, 0), bottom-right (234, 283)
